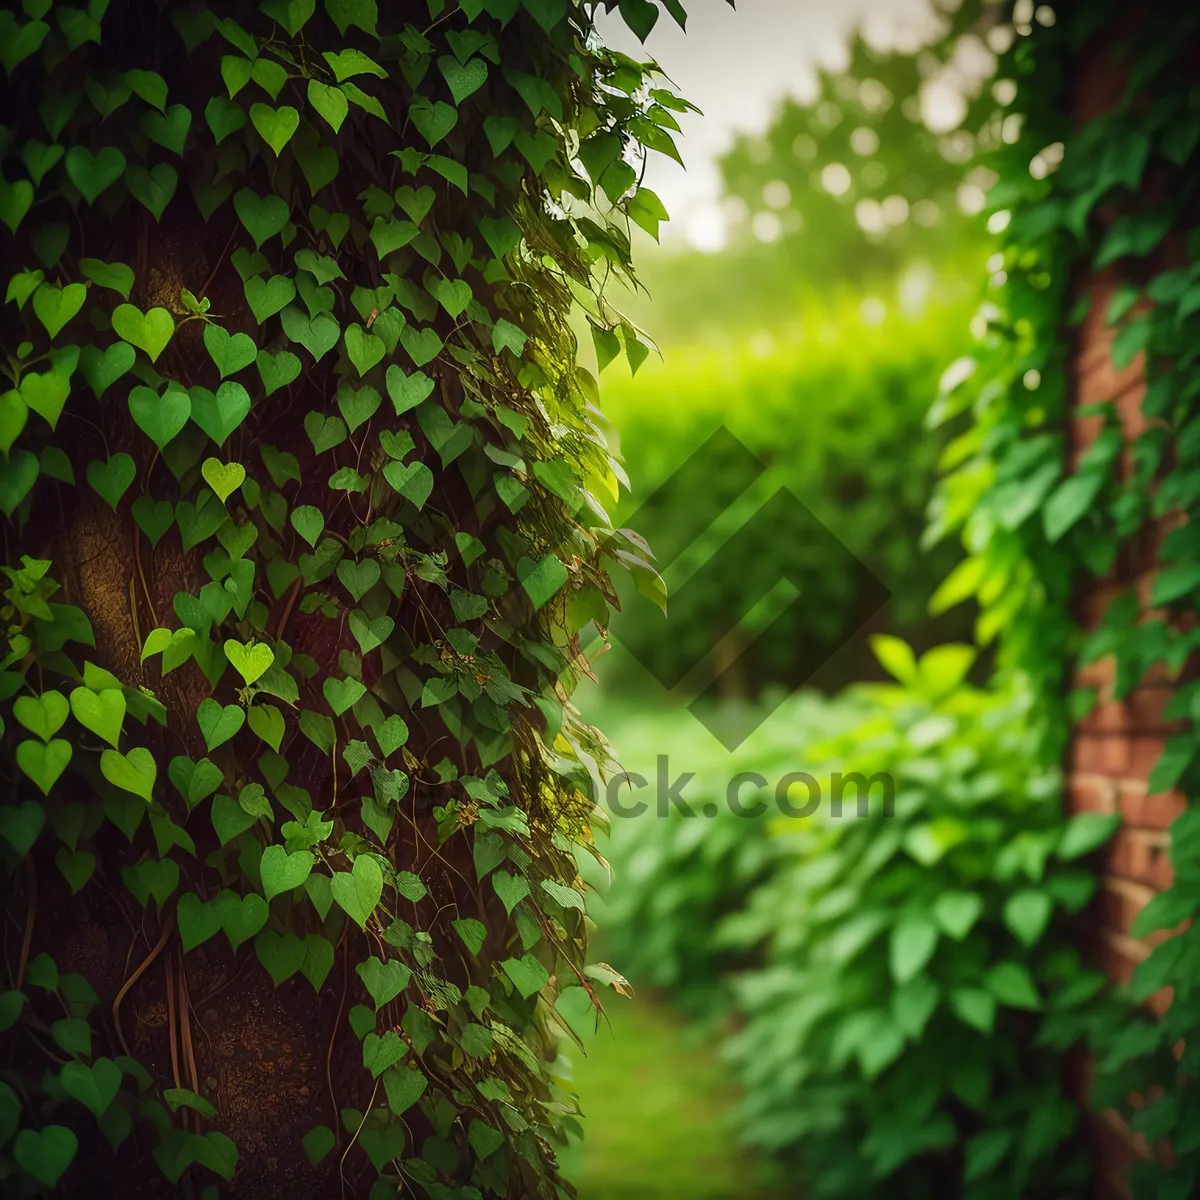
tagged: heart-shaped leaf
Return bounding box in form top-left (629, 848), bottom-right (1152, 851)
top-left (190, 381), bottom-right (251, 444)
top-left (203, 323), bottom-right (257, 379)
top-left (217, 891), bottom-right (269, 951)
top-left (20, 367), bottom-right (71, 430)
top-left (260, 845), bottom-right (315, 901)
top-left (80, 342), bottom-right (136, 398)
top-left (65, 145), bottom-right (126, 204)
top-left (409, 97), bottom-right (456, 148)
top-left (330, 854), bottom-right (383, 928)
top-left (336, 558), bottom-right (380, 602)
top-left (248, 704), bottom-right (285, 751)
top-left (0, 176), bottom-right (34, 233)
top-left (132, 496), bottom-right (175, 546)
top-left (100, 746), bottom-right (156, 802)
top-left (349, 610), bottom-right (394, 655)
top-left (0, 449), bottom-right (38, 515)
top-left (177, 892), bottom-right (223, 951)
top-left (357, 956), bottom-right (411, 1009)
top-left (234, 188), bottom-right (289, 248)
top-left (427, 276), bottom-right (472, 318)
top-left (14, 691), bottom-right (69, 741)
top-left (250, 103), bottom-right (300, 155)
top-left (244, 274), bottom-right (296, 323)
top-left (254, 928), bottom-right (306, 985)
top-left (439, 55), bottom-right (488, 104)
top-left (307, 80), bottom-right (348, 132)
top-left (129, 383), bottom-right (190, 448)
top-left (205, 95), bottom-right (246, 143)
top-left (399, 324), bottom-right (443, 368)
top-left (197, 698), bottom-right (245, 751)
top-left (394, 185), bottom-right (435, 224)
top-left (382, 460), bottom-right (433, 510)
top-left (369, 216), bottom-right (418, 260)
top-left (290, 505), bottom-right (325, 547)
top-left (140, 103), bottom-right (192, 155)
top-left (385, 366), bottom-right (434, 415)
top-left (202, 458), bottom-right (245, 503)
top-left (87, 454), bottom-right (136, 509)
top-left (257, 348), bottom-right (302, 396)
top-left (323, 676), bottom-right (366, 717)
top-left (281, 306), bottom-right (340, 361)
top-left (126, 163), bottom-right (178, 220)
top-left (0, 797), bottom-right (47, 854)
top-left (59, 1057), bottom-right (122, 1118)
top-left (112, 303), bottom-right (175, 362)
top-left (373, 715), bottom-right (409, 759)
top-left (14, 1125), bottom-right (77, 1189)
top-left (362, 1030), bottom-right (406, 1077)
top-left (224, 639), bottom-right (274, 684)
top-left (383, 1065), bottom-right (426, 1115)
top-left (69, 686), bottom-right (126, 748)
top-left (33, 282), bottom-right (86, 339)
top-left (344, 323), bottom-right (384, 375)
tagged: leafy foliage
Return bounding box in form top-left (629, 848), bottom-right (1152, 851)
top-left (924, 1), bottom-right (1200, 1194)
top-left (593, 642), bottom-right (1122, 1197)
top-left (0, 0), bottom-right (715, 1195)
top-left (601, 293), bottom-right (975, 697)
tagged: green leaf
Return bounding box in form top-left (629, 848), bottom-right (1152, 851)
top-left (14, 690), bottom-right (69, 741)
top-left (932, 891), bottom-right (983, 941)
top-left (203, 323), bottom-right (257, 379)
top-left (302, 1125), bottom-right (335, 1166)
top-left (59, 1058), bottom-right (122, 1118)
top-left (307, 80), bottom-right (348, 132)
top-left (243, 274), bottom-right (296, 324)
top-left (452, 917), bottom-right (487, 957)
top-left (100, 747), bottom-right (156, 802)
top-left (1003, 890), bottom-right (1053, 947)
top-left (984, 961), bottom-right (1040, 1010)
top-left (32, 282), bottom-right (86, 339)
top-left (223, 638), bottom-right (273, 684)
top-left (517, 554), bottom-right (567, 608)
top-left (501, 953), bottom-right (548, 998)
top-left (949, 988), bottom-right (995, 1034)
top-left (197, 461), bottom-right (242, 509)
top-left (409, 97), bottom-right (456, 148)
top-left (356, 956), bottom-right (411, 1009)
top-left (111, 303), bottom-right (175, 362)
top-left (382, 1066), bottom-right (426, 1115)
top-left (1057, 812), bottom-right (1120, 861)
top-left (64, 145), bottom-right (126, 204)
top-left (125, 163), bottom-right (179, 220)
top-left (257, 349), bottom-right (302, 395)
top-left (250, 103), bottom-right (300, 155)
top-left (190, 381), bottom-right (251, 444)
top-left (0, 797), bottom-right (47, 852)
top-left (439, 55), bottom-right (488, 104)
top-left (69, 686), bottom-right (126, 748)
top-left (197, 698), bottom-right (245, 751)
top-left (86, 454), bottom-right (137, 509)
top-left (331, 854), bottom-right (383, 928)
top-left (234, 188), bottom-right (290, 248)
top-left (13, 1125), bottom-right (77, 1189)
top-left (129, 384), bottom-right (191, 449)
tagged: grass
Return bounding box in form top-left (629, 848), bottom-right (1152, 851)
top-left (558, 991), bottom-right (765, 1200)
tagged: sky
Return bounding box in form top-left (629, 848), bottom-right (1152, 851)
top-left (597, 0), bottom-right (938, 249)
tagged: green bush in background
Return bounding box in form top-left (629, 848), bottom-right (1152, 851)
top-left (586, 638), bottom-right (1125, 1198)
top-left (599, 295), bottom-right (977, 697)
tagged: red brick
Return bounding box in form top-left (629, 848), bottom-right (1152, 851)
top-left (1106, 828), bottom-right (1174, 890)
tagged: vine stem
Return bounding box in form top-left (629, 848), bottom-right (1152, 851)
top-left (112, 914), bottom-right (175, 1058)
top-left (340, 1077), bottom-right (380, 1199)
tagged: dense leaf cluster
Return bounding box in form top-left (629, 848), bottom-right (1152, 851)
top-left (926, 0), bottom-right (1200, 1194)
top-left (0, 0), bottom-right (706, 1195)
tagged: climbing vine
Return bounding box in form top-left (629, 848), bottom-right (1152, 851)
top-left (0, 0), bottom-right (702, 1194)
top-left (928, 0), bottom-right (1200, 1195)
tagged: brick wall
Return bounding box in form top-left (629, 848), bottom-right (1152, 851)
top-left (1065, 28), bottom-right (1182, 1198)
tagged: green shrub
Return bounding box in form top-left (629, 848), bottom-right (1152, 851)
top-left (599, 296), bottom-right (975, 698)
top-left (716, 637), bottom-right (1118, 1198)
top-left (591, 637), bottom-right (1123, 1196)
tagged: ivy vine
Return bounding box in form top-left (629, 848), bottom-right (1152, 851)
top-left (928, 1), bottom-right (1200, 1195)
top-left (0, 0), bottom-right (706, 1194)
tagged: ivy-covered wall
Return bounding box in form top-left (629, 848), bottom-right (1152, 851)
top-left (929, 1), bottom-right (1200, 1195)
